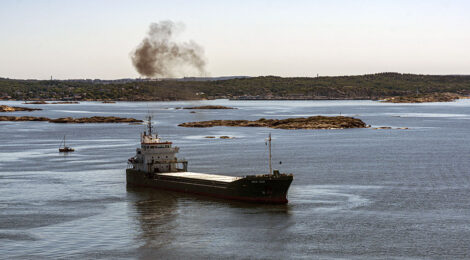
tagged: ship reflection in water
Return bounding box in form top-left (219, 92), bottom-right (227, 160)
top-left (127, 187), bottom-right (180, 249)
top-left (127, 186), bottom-right (292, 258)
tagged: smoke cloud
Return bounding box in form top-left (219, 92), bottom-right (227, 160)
top-left (131, 21), bottom-right (207, 78)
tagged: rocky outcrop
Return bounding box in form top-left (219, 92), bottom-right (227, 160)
top-left (0, 105), bottom-right (42, 112)
top-left (372, 126), bottom-right (409, 130)
top-left (23, 101), bottom-right (48, 104)
top-left (179, 116), bottom-right (367, 130)
top-left (51, 101), bottom-right (80, 104)
top-left (0, 116), bottom-right (142, 123)
top-left (382, 93), bottom-right (463, 103)
top-left (48, 116), bottom-right (143, 123)
top-left (0, 116), bottom-right (49, 121)
top-left (22, 101), bottom-right (80, 104)
top-left (183, 105), bottom-right (236, 109)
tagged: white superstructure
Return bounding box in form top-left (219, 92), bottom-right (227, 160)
top-left (128, 116), bottom-right (248, 183)
top-left (128, 116), bottom-right (188, 173)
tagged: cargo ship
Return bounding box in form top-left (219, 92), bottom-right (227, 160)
top-left (126, 116), bottom-right (293, 204)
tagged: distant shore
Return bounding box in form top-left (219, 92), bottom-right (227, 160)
top-left (2, 95), bottom-right (468, 103)
top-left (381, 93), bottom-right (467, 103)
top-left (2, 73), bottom-right (470, 102)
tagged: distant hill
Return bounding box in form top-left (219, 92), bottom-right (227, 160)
top-left (1, 73), bottom-right (470, 101)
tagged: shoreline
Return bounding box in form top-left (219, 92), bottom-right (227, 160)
top-left (1, 96), bottom-right (469, 103)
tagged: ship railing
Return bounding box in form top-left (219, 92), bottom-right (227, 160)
top-left (154, 158), bottom-right (187, 163)
top-left (126, 162), bottom-right (135, 169)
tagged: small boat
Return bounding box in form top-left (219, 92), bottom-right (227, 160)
top-left (59, 135), bottom-right (75, 152)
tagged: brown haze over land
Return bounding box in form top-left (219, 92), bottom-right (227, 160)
top-left (131, 21), bottom-right (207, 78)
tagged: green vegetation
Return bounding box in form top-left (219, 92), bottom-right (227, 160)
top-left (1, 73), bottom-right (470, 101)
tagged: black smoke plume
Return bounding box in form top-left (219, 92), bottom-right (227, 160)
top-left (131, 21), bottom-right (207, 78)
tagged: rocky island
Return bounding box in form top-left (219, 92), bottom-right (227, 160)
top-left (0, 116), bottom-right (49, 121)
top-left (382, 93), bottom-right (464, 103)
top-left (48, 116), bottom-right (142, 123)
top-left (179, 116), bottom-right (367, 130)
top-left (51, 101), bottom-right (80, 104)
top-left (0, 116), bottom-right (142, 124)
top-left (22, 101), bottom-right (80, 104)
top-left (23, 101), bottom-right (48, 104)
top-left (183, 105), bottom-right (235, 109)
top-left (1, 105), bottom-right (42, 112)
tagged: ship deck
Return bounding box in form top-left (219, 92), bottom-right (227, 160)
top-left (159, 172), bottom-right (242, 183)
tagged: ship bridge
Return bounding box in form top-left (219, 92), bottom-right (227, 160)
top-left (129, 116), bottom-right (188, 173)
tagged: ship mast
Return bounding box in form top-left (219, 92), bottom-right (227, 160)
top-left (268, 133), bottom-right (272, 175)
top-left (147, 115), bottom-right (152, 136)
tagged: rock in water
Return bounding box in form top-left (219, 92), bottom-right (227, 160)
top-left (0, 116), bottom-right (49, 121)
top-left (48, 116), bottom-right (143, 123)
top-left (183, 105), bottom-right (236, 109)
top-left (0, 105), bottom-right (42, 112)
top-left (0, 116), bottom-right (142, 123)
top-left (179, 116), bottom-right (367, 130)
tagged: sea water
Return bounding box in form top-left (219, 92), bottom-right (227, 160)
top-left (1, 100), bottom-right (469, 259)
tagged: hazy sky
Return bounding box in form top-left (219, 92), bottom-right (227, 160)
top-left (1, 0), bottom-right (469, 79)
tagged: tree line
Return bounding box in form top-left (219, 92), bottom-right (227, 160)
top-left (1, 73), bottom-right (470, 101)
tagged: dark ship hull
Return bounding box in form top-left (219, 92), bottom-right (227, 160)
top-left (126, 169), bottom-right (293, 204)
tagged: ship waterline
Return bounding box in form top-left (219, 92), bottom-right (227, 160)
top-left (126, 169), bottom-right (293, 203)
